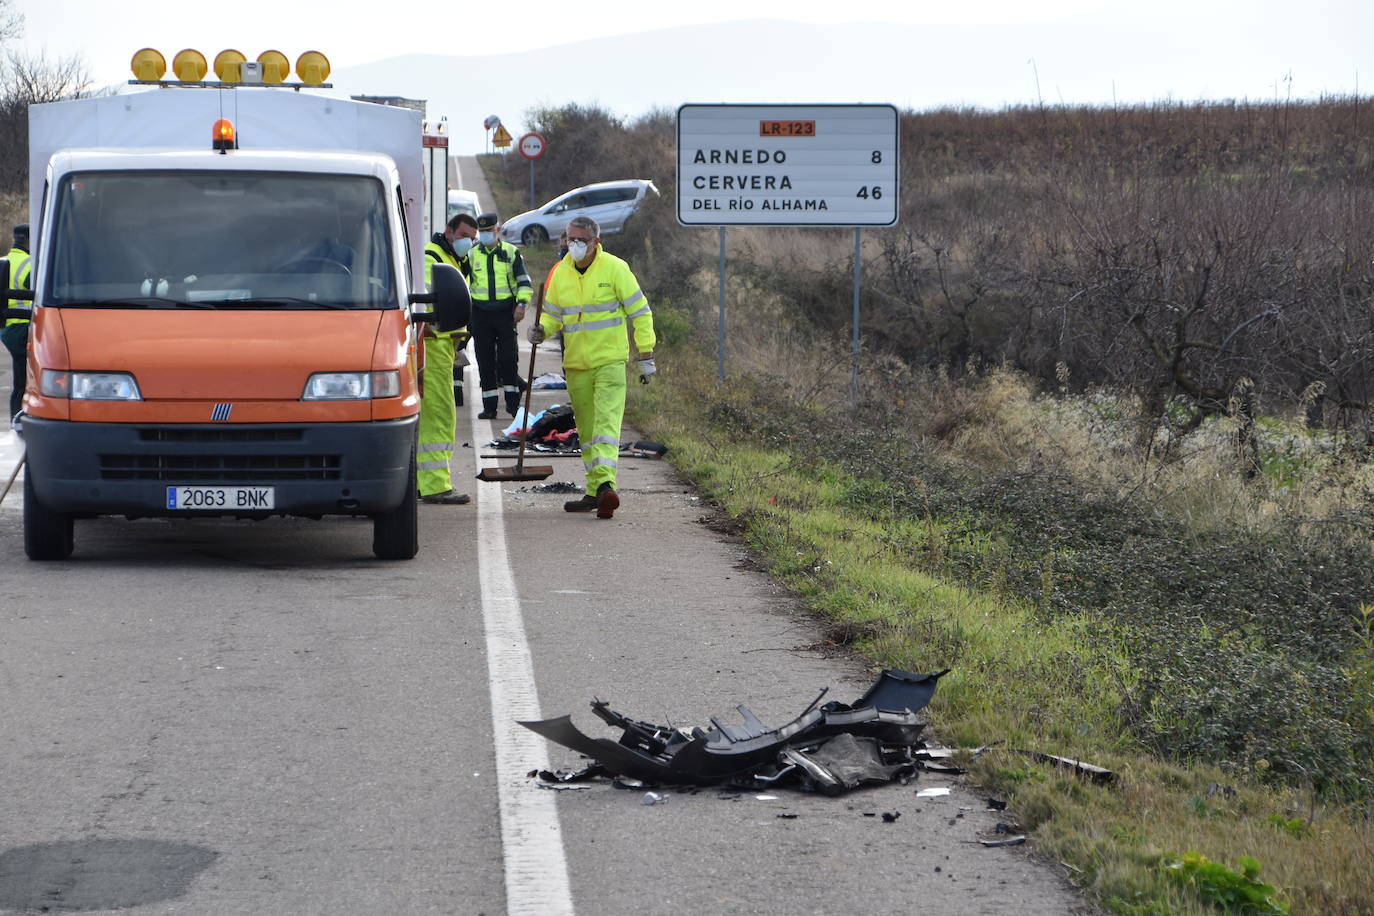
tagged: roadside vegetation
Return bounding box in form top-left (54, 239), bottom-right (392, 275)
top-left (492, 96), bottom-right (1374, 914)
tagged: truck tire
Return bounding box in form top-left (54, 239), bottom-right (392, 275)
top-left (24, 470), bottom-right (75, 561)
top-left (372, 441), bottom-right (418, 560)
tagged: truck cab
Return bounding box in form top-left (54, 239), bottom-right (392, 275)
top-left (16, 84), bottom-right (467, 560)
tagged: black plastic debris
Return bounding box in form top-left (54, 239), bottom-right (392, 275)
top-left (979, 835), bottom-right (1027, 847)
top-left (519, 668), bottom-right (949, 794)
top-left (1013, 750), bottom-right (1115, 784)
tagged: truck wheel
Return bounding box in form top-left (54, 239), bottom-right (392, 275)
top-left (372, 441), bottom-right (418, 560)
top-left (521, 225), bottom-right (548, 246)
top-left (24, 471), bottom-right (75, 561)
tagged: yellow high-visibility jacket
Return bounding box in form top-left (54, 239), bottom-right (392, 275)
top-left (541, 249), bottom-right (655, 371)
top-left (5, 247), bottom-right (32, 327)
top-left (423, 237), bottom-right (468, 341)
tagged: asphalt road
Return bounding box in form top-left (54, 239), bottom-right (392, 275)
top-left (0, 160), bottom-right (1092, 915)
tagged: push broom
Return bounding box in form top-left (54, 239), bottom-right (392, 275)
top-left (476, 287), bottom-right (555, 483)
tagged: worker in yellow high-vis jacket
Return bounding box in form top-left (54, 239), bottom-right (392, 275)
top-left (3, 224), bottom-right (34, 425)
top-left (528, 215), bottom-right (655, 519)
top-left (418, 213), bottom-right (477, 504)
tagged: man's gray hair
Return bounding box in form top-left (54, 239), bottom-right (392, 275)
top-left (568, 215), bottom-right (600, 237)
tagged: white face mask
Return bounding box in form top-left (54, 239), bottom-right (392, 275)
top-left (478, 231), bottom-right (496, 246)
top-left (451, 237), bottom-right (474, 256)
top-left (567, 240), bottom-right (590, 261)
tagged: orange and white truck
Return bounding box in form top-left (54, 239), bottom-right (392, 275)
top-left (7, 56), bottom-right (468, 560)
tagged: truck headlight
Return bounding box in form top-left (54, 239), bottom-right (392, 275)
top-left (302, 371), bottom-right (400, 400)
top-left (41, 370), bottom-right (143, 400)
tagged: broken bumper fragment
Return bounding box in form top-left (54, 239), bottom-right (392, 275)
top-left (519, 668), bottom-right (949, 792)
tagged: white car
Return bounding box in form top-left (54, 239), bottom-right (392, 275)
top-left (447, 189), bottom-right (480, 223)
top-left (500, 179), bottom-right (659, 247)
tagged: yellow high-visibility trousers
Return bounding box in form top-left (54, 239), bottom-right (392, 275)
top-left (418, 336), bottom-right (457, 496)
top-left (566, 361), bottom-right (626, 492)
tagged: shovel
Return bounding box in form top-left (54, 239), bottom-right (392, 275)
top-left (477, 288), bottom-right (555, 483)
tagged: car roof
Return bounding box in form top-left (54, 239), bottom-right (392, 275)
top-left (567, 179), bottom-right (651, 192)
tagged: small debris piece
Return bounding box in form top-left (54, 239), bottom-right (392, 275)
top-left (642, 792), bottom-right (668, 806)
top-left (753, 794), bottom-right (779, 801)
top-left (863, 812), bottom-right (877, 818)
top-left (987, 798), bottom-right (1008, 810)
top-left (535, 782), bottom-right (593, 791)
top-left (1014, 750), bottom-right (1115, 783)
top-left (979, 836), bottom-right (1027, 847)
top-left (526, 481), bottom-right (582, 494)
top-left (776, 813), bottom-right (799, 819)
top-left (915, 787), bottom-right (951, 798)
top-left (881, 811), bottom-right (901, 823)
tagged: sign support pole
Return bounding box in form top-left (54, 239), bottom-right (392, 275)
top-left (851, 228), bottom-right (862, 406)
top-left (529, 159), bottom-right (536, 209)
top-left (718, 227), bottom-right (727, 383)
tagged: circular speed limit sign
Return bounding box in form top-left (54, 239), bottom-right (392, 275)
top-left (518, 132), bottom-right (546, 160)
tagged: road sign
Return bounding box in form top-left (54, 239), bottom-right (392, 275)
top-left (483, 114), bottom-right (501, 130)
top-left (492, 123), bottom-right (512, 147)
top-left (676, 103), bottom-right (899, 227)
top-left (518, 132), bottom-right (545, 160)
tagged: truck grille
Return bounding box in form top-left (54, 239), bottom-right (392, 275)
top-left (137, 428), bottom-right (306, 443)
top-left (99, 453), bottom-right (342, 481)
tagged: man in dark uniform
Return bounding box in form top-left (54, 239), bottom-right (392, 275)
top-left (466, 213), bottom-right (532, 419)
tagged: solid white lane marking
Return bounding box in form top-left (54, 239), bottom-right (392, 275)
top-left (468, 393), bottom-right (575, 916)
top-left (0, 430), bottom-right (24, 510)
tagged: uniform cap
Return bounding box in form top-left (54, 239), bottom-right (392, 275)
top-left (476, 213), bottom-right (499, 230)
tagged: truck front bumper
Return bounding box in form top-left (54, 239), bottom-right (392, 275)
top-left (22, 417), bottom-right (417, 516)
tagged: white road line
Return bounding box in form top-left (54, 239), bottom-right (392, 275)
top-left (0, 430), bottom-right (24, 510)
top-left (468, 394), bottom-right (575, 915)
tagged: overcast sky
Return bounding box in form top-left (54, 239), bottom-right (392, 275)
top-left (12, 0), bottom-right (1371, 154)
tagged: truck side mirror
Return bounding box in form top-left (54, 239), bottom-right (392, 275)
top-left (408, 263), bottom-right (470, 333)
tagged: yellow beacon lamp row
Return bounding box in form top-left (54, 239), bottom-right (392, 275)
top-left (129, 48), bottom-right (331, 86)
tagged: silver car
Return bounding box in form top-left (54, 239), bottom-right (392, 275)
top-left (500, 179), bottom-right (659, 246)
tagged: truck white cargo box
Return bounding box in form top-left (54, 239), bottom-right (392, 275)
top-left (29, 89), bottom-right (424, 280)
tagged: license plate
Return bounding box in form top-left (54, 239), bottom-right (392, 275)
top-left (166, 486), bottom-right (275, 510)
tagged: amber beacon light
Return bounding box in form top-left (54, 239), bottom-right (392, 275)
top-left (213, 49), bottom-right (247, 83)
top-left (129, 48), bottom-right (166, 81)
top-left (212, 118), bottom-right (237, 152)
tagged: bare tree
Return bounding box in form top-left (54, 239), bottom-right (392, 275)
top-left (0, 49), bottom-right (91, 194)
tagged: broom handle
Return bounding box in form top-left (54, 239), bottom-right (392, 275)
top-left (514, 287), bottom-right (545, 473)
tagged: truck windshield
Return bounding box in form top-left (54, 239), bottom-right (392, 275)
top-left (46, 170), bottom-right (397, 309)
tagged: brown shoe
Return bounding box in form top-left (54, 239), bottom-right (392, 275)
top-left (563, 493), bottom-right (598, 512)
top-left (595, 483), bottom-right (619, 519)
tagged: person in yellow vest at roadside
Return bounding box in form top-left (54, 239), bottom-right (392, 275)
top-left (417, 213), bottom-right (478, 504)
top-left (3, 224), bottom-right (34, 427)
top-left (468, 212), bottom-right (533, 419)
top-left (528, 215), bottom-right (655, 519)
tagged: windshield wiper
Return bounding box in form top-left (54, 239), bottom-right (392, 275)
top-left (60, 297), bottom-right (216, 309)
top-left (195, 297), bottom-right (350, 309)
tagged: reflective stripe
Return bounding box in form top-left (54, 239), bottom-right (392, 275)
top-left (625, 305), bottom-right (650, 319)
top-left (502, 385), bottom-right (521, 393)
top-left (582, 456), bottom-right (618, 469)
top-left (543, 301), bottom-right (565, 318)
top-left (588, 435), bottom-right (619, 446)
top-left (482, 388), bottom-right (500, 397)
top-left (419, 442), bottom-right (456, 451)
top-left (417, 460), bottom-right (450, 470)
top-left (562, 301), bottom-right (621, 317)
top-left (563, 316), bottom-right (624, 333)
top-left (622, 290), bottom-right (645, 308)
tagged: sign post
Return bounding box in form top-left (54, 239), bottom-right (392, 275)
top-left (518, 131), bottom-right (546, 210)
top-left (676, 104), bottom-right (899, 394)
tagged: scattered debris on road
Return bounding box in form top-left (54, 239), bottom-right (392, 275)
top-left (521, 668), bottom-right (949, 795)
